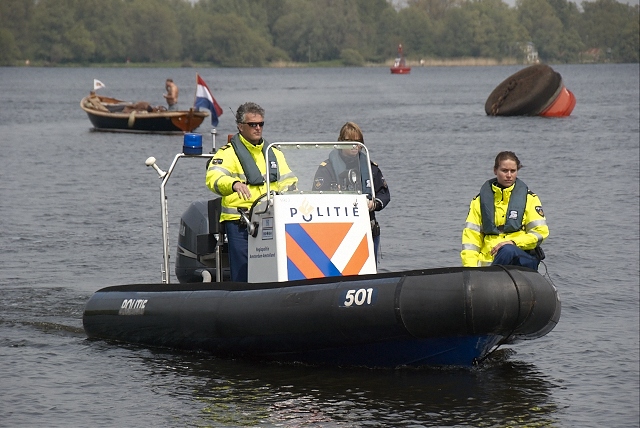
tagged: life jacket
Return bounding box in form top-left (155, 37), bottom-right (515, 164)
top-left (327, 149), bottom-right (372, 195)
top-left (479, 178), bottom-right (528, 235)
top-left (229, 134), bottom-right (279, 185)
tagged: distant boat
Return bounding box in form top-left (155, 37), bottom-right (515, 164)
top-left (485, 64), bottom-right (576, 117)
top-left (390, 44), bottom-right (411, 74)
top-left (80, 93), bottom-right (209, 134)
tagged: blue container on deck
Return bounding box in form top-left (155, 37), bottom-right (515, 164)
top-left (183, 133), bottom-right (203, 155)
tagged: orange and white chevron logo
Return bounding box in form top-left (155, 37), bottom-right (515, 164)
top-left (285, 222), bottom-right (370, 280)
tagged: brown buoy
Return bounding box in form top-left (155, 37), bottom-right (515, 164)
top-left (485, 64), bottom-right (575, 117)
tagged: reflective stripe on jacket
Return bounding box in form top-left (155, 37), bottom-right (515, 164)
top-left (205, 134), bottom-right (298, 222)
top-left (460, 180), bottom-right (549, 267)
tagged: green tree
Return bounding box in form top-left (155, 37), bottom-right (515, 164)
top-left (166, 0), bottom-right (201, 62)
top-left (408, 0), bottom-right (462, 20)
top-left (542, 0), bottom-right (584, 62)
top-left (193, 12), bottom-right (278, 66)
top-left (250, 0), bottom-right (290, 37)
top-left (4, 0), bottom-right (638, 65)
top-left (271, 0), bottom-right (364, 63)
top-left (616, 13), bottom-right (640, 62)
top-left (355, 0), bottom-right (396, 60)
top-left (517, 0), bottom-right (564, 61)
top-left (306, 0), bottom-right (362, 61)
top-left (31, 0), bottom-right (78, 63)
top-left (126, 0), bottom-right (182, 62)
top-left (271, 0), bottom-right (317, 62)
top-left (466, 0), bottom-right (529, 59)
top-left (341, 48), bottom-right (365, 65)
top-left (435, 6), bottom-right (476, 57)
top-left (198, 0), bottom-right (273, 41)
top-left (66, 22), bottom-right (96, 63)
top-left (397, 7), bottom-right (435, 59)
top-left (0, 28), bottom-right (21, 65)
top-left (580, 0), bottom-right (639, 62)
top-left (373, 7), bottom-right (402, 59)
top-left (0, 0), bottom-right (34, 61)
top-left (75, 0), bottom-right (135, 62)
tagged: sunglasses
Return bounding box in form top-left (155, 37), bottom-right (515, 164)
top-left (242, 122), bottom-right (264, 128)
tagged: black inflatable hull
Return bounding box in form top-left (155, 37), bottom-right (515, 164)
top-left (83, 266), bottom-right (560, 367)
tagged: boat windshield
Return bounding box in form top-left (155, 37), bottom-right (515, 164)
top-left (265, 142), bottom-right (374, 199)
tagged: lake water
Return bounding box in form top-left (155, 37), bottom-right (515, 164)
top-left (0, 64), bottom-right (638, 427)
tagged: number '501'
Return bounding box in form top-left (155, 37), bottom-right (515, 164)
top-left (342, 288), bottom-right (375, 307)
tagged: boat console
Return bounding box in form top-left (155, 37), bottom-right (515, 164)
top-left (147, 136), bottom-right (378, 284)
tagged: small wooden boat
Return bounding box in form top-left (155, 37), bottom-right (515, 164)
top-left (485, 64), bottom-right (576, 117)
top-left (81, 93), bottom-right (209, 134)
top-left (391, 44), bottom-right (411, 74)
top-left (83, 142), bottom-right (561, 368)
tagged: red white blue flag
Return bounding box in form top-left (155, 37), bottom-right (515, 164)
top-left (194, 74), bottom-right (223, 127)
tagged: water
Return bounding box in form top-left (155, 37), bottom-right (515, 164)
top-left (0, 64), bottom-right (638, 427)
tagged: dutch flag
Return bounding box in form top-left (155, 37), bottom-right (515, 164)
top-left (194, 74), bottom-right (223, 127)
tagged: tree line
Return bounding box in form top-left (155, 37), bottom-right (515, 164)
top-left (0, 0), bottom-right (637, 66)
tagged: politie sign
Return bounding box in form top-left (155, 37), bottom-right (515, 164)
top-left (248, 193), bottom-right (376, 282)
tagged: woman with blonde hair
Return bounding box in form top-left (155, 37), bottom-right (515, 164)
top-left (313, 122), bottom-right (390, 263)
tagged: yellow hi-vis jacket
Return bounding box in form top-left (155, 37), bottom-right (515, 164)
top-left (460, 181), bottom-right (549, 267)
top-left (205, 135), bottom-right (298, 222)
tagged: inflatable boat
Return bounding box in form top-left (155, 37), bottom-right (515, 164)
top-left (485, 64), bottom-right (576, 117)
top-left (83, 137), bottom-right (561, 367)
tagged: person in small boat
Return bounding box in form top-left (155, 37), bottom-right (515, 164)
top-left (163, 78), bottom-right (179, 111)
top-left (205, 102), bottom-right (298, 282)
top-left (461, 151), bottom-right (549, 269)
top-left (313, 121), bottom-right (390, 262)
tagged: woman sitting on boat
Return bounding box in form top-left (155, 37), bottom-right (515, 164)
top-left (461, 151), bottom-right (549, 269)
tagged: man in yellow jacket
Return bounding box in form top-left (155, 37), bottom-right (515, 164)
top-left (206, 102), bottom-right (297, 281)
top-left (461, 151), bottom-right (549, 269)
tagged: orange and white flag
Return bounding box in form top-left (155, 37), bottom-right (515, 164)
top-left (93, 79), bottom-right (105, 91)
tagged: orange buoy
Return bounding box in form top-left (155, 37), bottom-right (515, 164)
top-left (539, 85), bottom-right (576, 117)
top-left (485, 64), bottom-right (575, 117)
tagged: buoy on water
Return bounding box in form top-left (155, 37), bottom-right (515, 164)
top-left (485, 64), bottom-right (575, 117)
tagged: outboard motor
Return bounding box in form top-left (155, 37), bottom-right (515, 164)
top-left (175, 198), bottom-right (230, 283)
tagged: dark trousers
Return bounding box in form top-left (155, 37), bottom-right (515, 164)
top-left (492, 244), bottom-right (539, 270)
top-left (373, 235), bottom-right (380, 265)
top-left (225, 221), bottom-right (248, 282)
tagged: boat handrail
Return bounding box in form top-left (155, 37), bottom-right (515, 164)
top-left (146, 152), bottom-right (215, 284)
